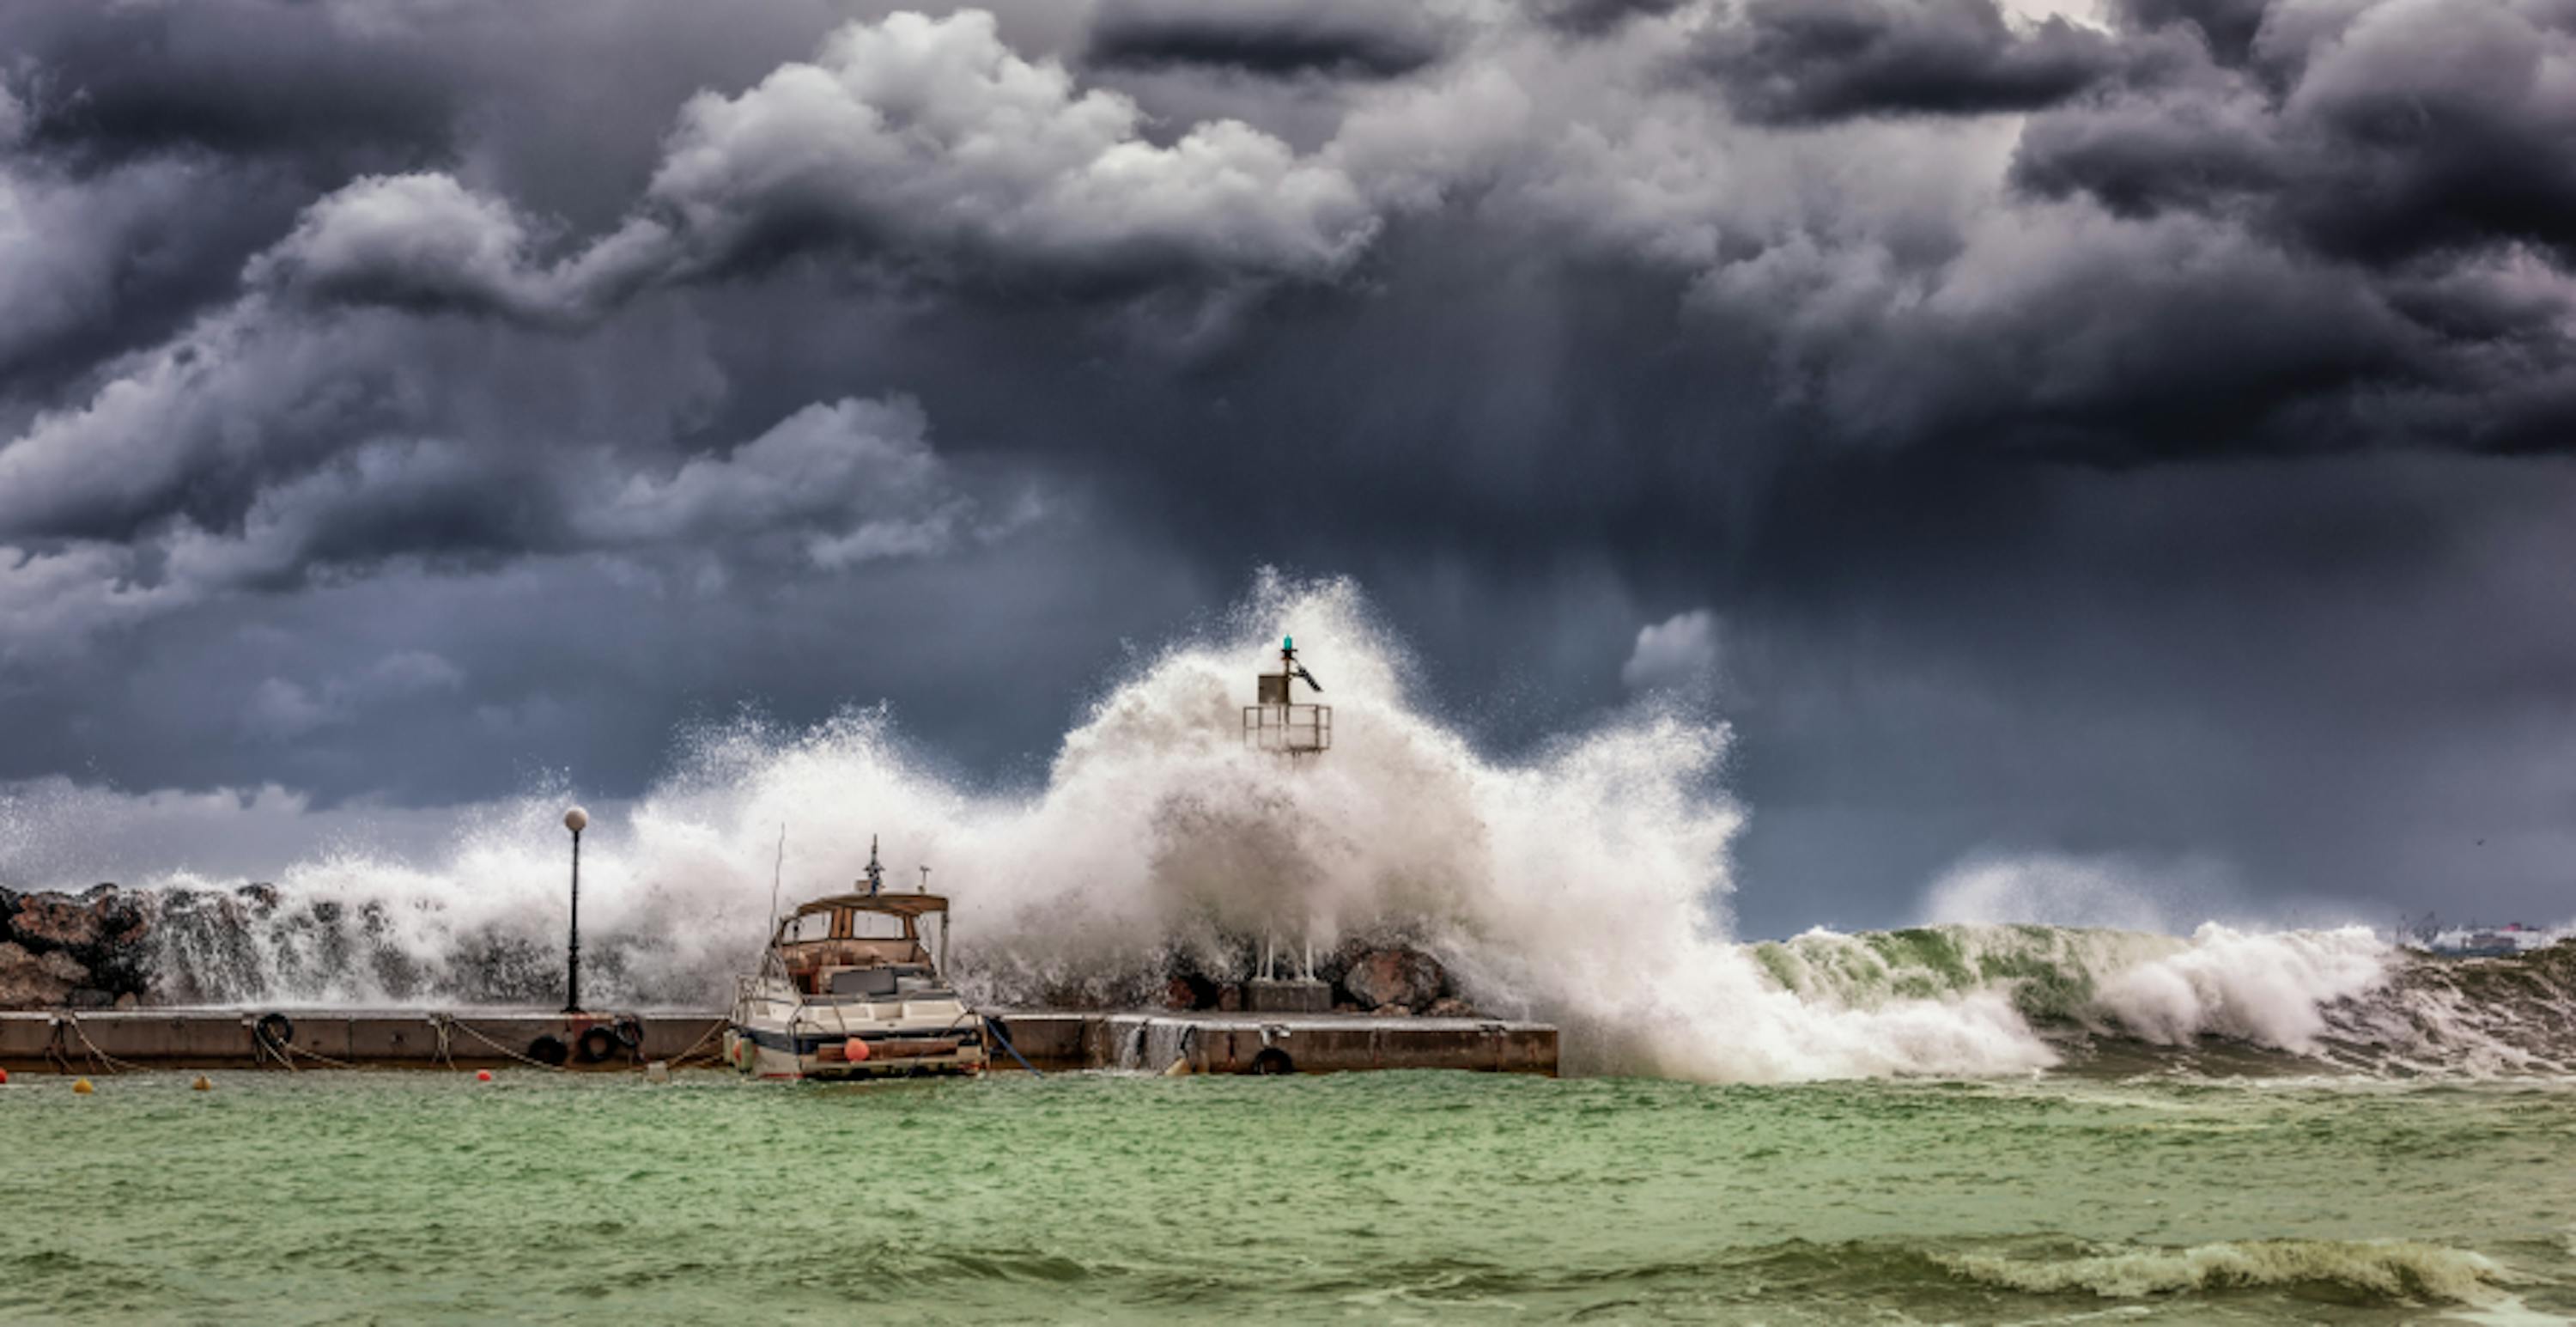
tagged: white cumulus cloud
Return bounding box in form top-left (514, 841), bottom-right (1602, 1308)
top-left (1621, 608), bottom-right (1722, 692)
top-left (576, 395), bottom-right (1021, 569)
top-left (246, 10), bottom-right (1382, 327)
top-left (249, 173), bottom-right (583, 325)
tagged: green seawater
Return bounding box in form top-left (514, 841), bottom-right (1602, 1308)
top-left (4, 1069), bottom-right (2572, 1324)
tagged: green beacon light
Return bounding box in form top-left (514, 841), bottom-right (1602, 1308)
top-left (1284, 636), bottom-right (1293, 649)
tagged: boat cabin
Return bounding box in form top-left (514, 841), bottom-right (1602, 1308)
top-left (771, 893), bottom-right (954, 1001)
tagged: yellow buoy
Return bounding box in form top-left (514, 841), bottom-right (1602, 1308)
top-left (72, 1078), bottom-right (94, 1094)
top-left (191, 1075), bottom-right (213, 1092)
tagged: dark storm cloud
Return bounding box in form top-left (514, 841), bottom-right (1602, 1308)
top-left (3, 355), bottom-right (1029, 593)
top-left (2015, 0), bottom-right (2576, 268)
top-left (223, 12), bottom-right (1382, 335)
top-left (0, 0), bottom-right (870, 398)
top-left (1530, 0), bottom-right (1691, 38)
top-left (2008, 94), bottom-right (2283, 220)
top-left (1696, 0), bottom-right (2164, 124)
top-left (3, 2), bottom-right (455, 173)
top-left (246, 174), bottom-right (599, 327)
top-left (7, 0), bottom-right (2576, 928)
top-left (0, 155), bottom-right (300, 394)
top-left (598, 11), bottom-right (1378, 293)
top-left (2114, 0), bottom-right (2275, 66)
top-left (0, 0), bottom-right (870, 192)
top-left (1085, 0), bottom-right (1449, 79)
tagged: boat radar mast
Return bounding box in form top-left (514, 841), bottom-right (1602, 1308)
top-left (861, 836), bottom-right (886, 897)
top-left (1242, 635), bottom-right (1333, 757)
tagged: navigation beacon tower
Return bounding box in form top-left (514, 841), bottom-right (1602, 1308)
top-left (1241, 636), bottom-right (1334, 1009)
top-left (1242, 635), bottom-right (1331, 757)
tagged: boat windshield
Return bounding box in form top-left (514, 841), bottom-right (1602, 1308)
top-left (823, 965), bottom-right (945, 997)
top-left (766, 894), bottom-right (954, 995)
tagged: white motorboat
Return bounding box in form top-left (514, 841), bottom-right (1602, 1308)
top-left (724, 841), bottom-right (985, 1080)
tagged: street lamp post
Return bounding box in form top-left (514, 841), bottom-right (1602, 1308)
top-left (562, 806), bottom-right (589, 1014)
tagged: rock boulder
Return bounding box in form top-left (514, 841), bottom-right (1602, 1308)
top-left (0, 886), bottom-right (155, 1010)
top-left (8, 892), bottom-right (79, 948)
top-left (0, 941), bottom-right (88, 1007)
top-left (1342, 947), bottom-right (1448, 1011)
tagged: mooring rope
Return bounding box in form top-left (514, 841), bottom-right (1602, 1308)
top-left (983, 1014), bottom-right (1043, 1077)
top-left (276, 1039), bottom-right (361, 1070)
top-left (439, 1016), bottom-right (573, 1074)
top-left (43, 1018), bottom-right (73, 1074)
top-left (659, 1017), bottom-right (727, 1069)
top-left (60, 1014), bottom-right (149, 1075)
top-left (252, 1026), bottom-right (296, 1072)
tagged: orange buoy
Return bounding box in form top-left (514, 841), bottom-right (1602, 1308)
top-left (72, 1078), bottom-right (94, 1094)
top-left (0, 1066), bottom-right (11, 1085)
top-left (476, 1069), bottom-right (494, 1082)
top-left (191, 1075), bottom-right (213, 1092)
top-left (844, 1038), bottom-right (870, 1063)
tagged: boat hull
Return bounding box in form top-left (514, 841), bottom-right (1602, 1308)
top-left (724, 1025), bottom-right (986, 1080)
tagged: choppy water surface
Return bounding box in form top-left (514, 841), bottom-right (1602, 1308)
top-left (6, 1068), bottom-right (2572, 1324)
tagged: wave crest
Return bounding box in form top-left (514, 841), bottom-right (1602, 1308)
top-left (1941, 1238), bottom-right (2515, 1305)
top-left (17, 575), bottom-right (2571, 1081)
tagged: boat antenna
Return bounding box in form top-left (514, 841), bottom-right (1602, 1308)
top-left (918, 864), bottom-right (931, 894)
top-left (864, 835), bottom-right (885, 897)
top-left (761, 822), bottom-right (788, 978)
top-left (766, 824), bottom-right (787, 932)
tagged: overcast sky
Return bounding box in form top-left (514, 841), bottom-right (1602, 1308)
top-left (4, 0), bottom-right (2573, 935)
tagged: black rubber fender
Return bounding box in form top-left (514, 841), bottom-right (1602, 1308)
top-left (1248, 1047), bottom-right (1295, 1076)
top-left (253, 1012), bottom-right (294, 1051)
top-left (527, 1034), bottom-right (569, 1067)
top-left (611, 1016), bottom-right (644, 1049)
top-left (575, 1026), bottom-right (620, 1064)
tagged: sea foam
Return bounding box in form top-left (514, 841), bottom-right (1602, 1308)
top-left (1940, 1238), bottom-right (2515, 1305)
top-left (3, 575), bottom-right (2474, 1081)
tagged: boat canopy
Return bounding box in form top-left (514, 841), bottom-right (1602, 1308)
top-left (787, 892), bottom-right (951, 922)
top-left (769, 892), bottom-right (954, 980)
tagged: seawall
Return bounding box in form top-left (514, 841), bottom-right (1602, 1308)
top-left (0, 1008), bottom-right (1558, 1076)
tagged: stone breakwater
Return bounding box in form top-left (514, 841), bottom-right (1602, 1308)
top-left (0, 885), bottom-right (161, 1009)
top-left (0, 881), bottom-right (1483, 1020)
top-left (1156, 940), bottom-right (1479, 1018)
top-left (0, 880), bottom-right (451, 1010)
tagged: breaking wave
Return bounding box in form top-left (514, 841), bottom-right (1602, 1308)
top-left (13, 575), bottom-right (2576, 1081)
top-left (1753, 923), bottom-right (2576, 1076)
top-left (1938, 1238), bottom-right (2517, 1306)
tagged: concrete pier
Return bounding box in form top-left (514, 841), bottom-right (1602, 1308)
top-left (1242, 978), bottom-right (1334, 1014)
top-left (1, 1007), bottom-right (1558, 1076)
top-left (0, 1009), bottom-right (726, 1073)
top-left (978, 1011), bottom-right (1557, 1075)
